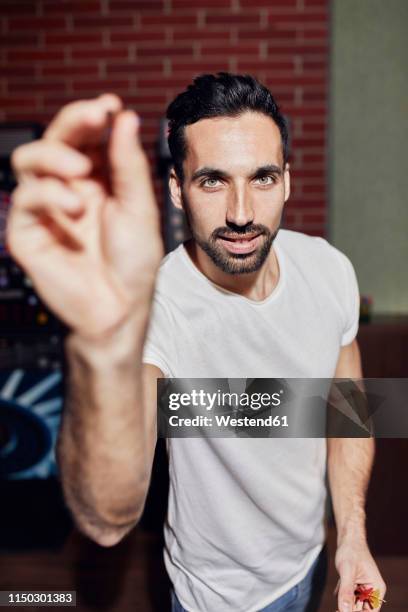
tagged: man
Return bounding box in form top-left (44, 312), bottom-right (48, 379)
top-left (8, 73), bottom-right (385, 612)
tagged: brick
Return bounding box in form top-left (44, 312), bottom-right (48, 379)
top-left (42, 65), bottom-right (98, 76)
top-left (286, 199), bottom-right (325, 209)
top-left (301, 28), bottom-right (328, 39)
top-left (106, 61), bottom-right (164, 75)
top-left (200, 43), bottom-right (260, 56)
top-left (71, 79), bottom-right (130, 91)
top-left (303, 58), bottom-right (326, 70)
top-left (271, 75), bottom-right (326, 86)
top-left (268, 12), bottom-right (327, 24)
top-left (3, 111), bottom-right (49, 123)
top-left (0, 64), bottom-right (36, 78)
top-left (302, 114), bottom-right (327, 126)
top-left (274, 91), bottom-right (295, 104)
top-left (242, 0), bottom-right (296, 4)
top-left (42, 94), bottom-right (86, 108)
top-left (137, 77), bottom-right (192, 88)
top-left (240, 27), bottom-right (297, 41)
top-left (302, 153), bottom-right (325, 163)
top-left (172, 60), bottom-right (230, 73)
top-left (8, 80), bottom-right (68, 93)
top-left (8, 17), bottom-right (67, 30)
top-left (44, 94), bottom-right (87, 104)
top-left (302, 90), bottom-right (326, 103)
top-left (141, 14), bottom-right (197, 27)
top-left (237, 60), bottom-right (294, 72)
top-left (173, 0), bottom-right (231, 6)
top-left (302, 184), bottom-right (326, 194)
top-left (73, 16), bottom-right (130, 28)
top-left (301, 121), bottom-right (326, 132)
top-left (304, 228), bottom-right (326, 237)
top-left (291, 169), bottom-right (324, 178)
top-left (296, 163), bottom-right (326, 173)
top-left (125, 94), bottom-right (168, 105)
top-left (109, 0), bottom-right (164, 8)
top-left (137, 46), bottom-right (193, 57)
top-left (272, 43), bottom-right (328, 53)
top-left (139, 121), bottom-right (160, 133)
top-left (281, 211), bottom-right (297, 224)
top-left (130, 108), bottom-right (163, 120)
top-left (0, 1), bottom-right (37, 15)
top-left (142, 133), bottom-right (160, 146)
top-left (301, 212), bottom-right (326, 223)
top-left (8, 49), bottom-right (65, 62)
top-left (292, 136), bottom-right (325, 147)
top-left (110, 30), bottom-right (166, 42)
top-left (258, 82), bottom-right (294, 93)
top-left (281, 105), bottom-right (326, 116)
top-left (0, 96), bottom-right (39, 108)
top-left (303, 0), bottom-right (328, 5)
top-left (45, 32), bottom-right (103, 45)
top-left (42, 1), bottom-right (102, 13)
top-left (260, 88), bottom-right (294, 104)
top-left (205, 13), bottom-right (260, 27)
top-left (71, 48), bottom-right (129, 60)
top-left (0, 33), bottom-right (40, 46)
top-left (174, 29), bottom-right (227, 42)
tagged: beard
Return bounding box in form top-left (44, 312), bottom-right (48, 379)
top-left (182, 195), bottom-right (279, 275)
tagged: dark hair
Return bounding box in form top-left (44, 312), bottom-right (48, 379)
top-left (166, 72), bottom-right (289, 181)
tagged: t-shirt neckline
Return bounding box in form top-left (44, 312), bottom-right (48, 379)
top-left (178, 236), bottom-right (285, 306)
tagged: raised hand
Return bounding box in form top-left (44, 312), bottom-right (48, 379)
top-left (7, 94), bottom-right (164, 339)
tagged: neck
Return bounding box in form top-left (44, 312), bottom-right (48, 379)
top-left (184, 238), bottom-right (280, 302)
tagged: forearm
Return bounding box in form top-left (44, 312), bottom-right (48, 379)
top-left (56, 312), bottom-right (156, 545)
top-left (327, 436), bottom-right (375, 545)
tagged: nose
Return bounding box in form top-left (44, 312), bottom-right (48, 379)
top-left (226, 184), bottom-right (254, 228)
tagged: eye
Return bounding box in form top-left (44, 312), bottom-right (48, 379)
top-left (201, 178), bottom-right (221, 188)
top-left (254, 175), bottom-right (276, 186)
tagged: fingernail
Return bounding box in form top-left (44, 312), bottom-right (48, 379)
top-left (66, 155), bottom-right (91, 175)
top-left (61, 192), bottom-right (81, 211)
top-left (131, 111), bottom-right (141, 131)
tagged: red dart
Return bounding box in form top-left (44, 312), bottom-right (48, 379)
top-left (355, 584), bottom-right (386, 609)
top-left (355, 585), bottom-right (374, 602)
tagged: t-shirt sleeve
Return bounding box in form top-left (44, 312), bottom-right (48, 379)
top-left (142, 296), bottom-right (176, 378)
top-left (336, 251), bottom-right (360, 346)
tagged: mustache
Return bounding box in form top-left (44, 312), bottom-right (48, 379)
top-left (212, 224), bottom-right (270, 240)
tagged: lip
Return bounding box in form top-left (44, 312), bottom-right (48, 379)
top-left (218, 233), bottom-right (262, 254)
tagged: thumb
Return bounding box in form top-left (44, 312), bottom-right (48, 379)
top-left (337, 565), bottom-right (356, 612)
top-left (109, 110), bottom-right (157, 215)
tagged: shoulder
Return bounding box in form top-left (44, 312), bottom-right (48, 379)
top-left (277, 230), bottom-right (360, 344)
top-left (277, 229), bottom-right (355, 279)
top-left (277, 228), bottom-right (338, 256)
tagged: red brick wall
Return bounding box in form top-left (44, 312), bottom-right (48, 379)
top-left (0, 0), bottom-right (329, 237)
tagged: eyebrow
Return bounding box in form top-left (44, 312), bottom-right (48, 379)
top-left (191, 164), bottom-right (283, 183)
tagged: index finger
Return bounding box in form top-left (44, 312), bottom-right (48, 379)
top-left (44, 93), bottom-right (122, 148)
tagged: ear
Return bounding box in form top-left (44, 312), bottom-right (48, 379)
top-left (169, 169), bottom-right (184, 211)
top-left (283, 162), bottom-right (290, 202)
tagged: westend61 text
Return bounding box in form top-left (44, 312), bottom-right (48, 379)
top-left (168, 414), bottom-right (289, 427)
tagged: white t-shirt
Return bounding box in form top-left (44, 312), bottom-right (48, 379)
top-left (143, 229), bottom-right (360, 612)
